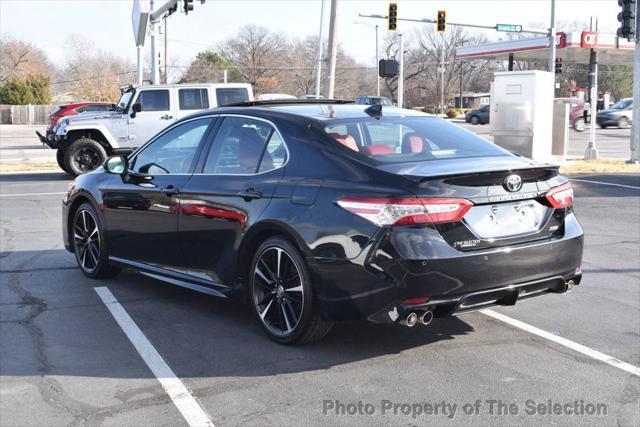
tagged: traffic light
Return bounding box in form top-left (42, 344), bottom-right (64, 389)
top-left (183, 0), bottom-right (194, 14)
top-left (388, 3), bottom-right (398, 32)
top-left (555, 57), bottom-right (562, 74)
top-left (437, 10), bottom-right (446, 32)
top-left (617, 0), bottom-right (636, 41)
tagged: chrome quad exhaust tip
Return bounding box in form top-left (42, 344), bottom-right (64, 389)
top-left (399, 312), bottom-right (419, 327)
top-left (419, 310), bottom-right (434, 326)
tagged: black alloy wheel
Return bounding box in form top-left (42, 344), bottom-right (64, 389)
top-left (72, 203), bottom-right (120, 279)
top-left (250, 237), bottom-right (333, 344)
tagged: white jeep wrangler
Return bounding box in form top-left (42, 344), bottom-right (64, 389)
top-left (47, 83), bottom-right (253, 175)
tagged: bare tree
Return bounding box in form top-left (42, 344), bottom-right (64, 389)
top-left (0, 35), bottom-right (52, 82)
top-left (217, 25), bottom-right (288, 94)
top-left (57, 36), bottom-right (135, 102)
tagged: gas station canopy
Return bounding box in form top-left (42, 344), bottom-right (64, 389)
top-left (456, 32), bottom-right (635, 64)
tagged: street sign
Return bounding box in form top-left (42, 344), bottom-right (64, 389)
top-left (132, 0), bottom-right (150, 46)
top-left (496, 24), bottom-right (522, 33)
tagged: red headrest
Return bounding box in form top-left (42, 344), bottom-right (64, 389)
top-left (402, 133), bottom-right (428, 153)
top-left (362, 144), bottom-right (394, 156)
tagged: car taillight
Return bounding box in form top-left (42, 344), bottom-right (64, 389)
top-left (336, 197), bottom-right (473, 226)
top-left (545, 182), bottom-right (573, 208)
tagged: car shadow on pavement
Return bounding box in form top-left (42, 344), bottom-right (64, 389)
top-left (1, 249), bottom-right (475, 380)
top-left (104, 270), bottom-right (476, 378)
top-left (0, 172), bottom-right (70, 183)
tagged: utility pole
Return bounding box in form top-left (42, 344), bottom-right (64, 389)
top-left (136, 46), bottom-right (143, 85)
top-left (325, 0), bottom-right (339, 98)
top-left (398, 33), bottom-right (404, 108)
top-left (629, 3), bottom-right (640, 163)
top-left (375, 24), bottom-right (380, 96)
top-left (585, 17), bottom-right (599, 159)
top-left (150, 0), bottom-right (159, 84)
top-left (164, 18), bottom-right (168, 84)
top-left (439, 33), bottom-right (445, 115)
top-left (459, 61), bottom-right (464, 109)
top-left (314, 0), bottom-right (325, 99)
top-left (548, 0), bottom-right (556, 73)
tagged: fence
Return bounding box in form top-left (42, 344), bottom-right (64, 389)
top-left (0, 105), bottom-right (55, 125)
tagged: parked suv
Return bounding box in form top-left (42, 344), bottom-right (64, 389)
top-left (47, 83), bottom-right (253, 175)
top-left (596, 98), bottom-right (633, 129)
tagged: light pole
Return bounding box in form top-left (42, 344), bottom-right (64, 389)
top-left (315, 0), bottom-right (325, 99)
top-left (354, 21), bottom-right (380, 96)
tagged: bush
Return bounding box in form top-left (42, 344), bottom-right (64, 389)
top-left (0, 74), bottom-right (51, 104)
top-left (446, 108), bottom-right (463, 118)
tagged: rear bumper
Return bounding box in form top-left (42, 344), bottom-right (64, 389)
top-left (308, 213), bottom-right (583, 323)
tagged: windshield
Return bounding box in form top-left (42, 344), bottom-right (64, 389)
top-left (324, 117), bottom-right (509, 163)
top-left (610, 99), bottom-right (632, 110)
top-left (370, 97), bottom-right (392, 106)
top-left (116, 90), bottom-right (134, 111)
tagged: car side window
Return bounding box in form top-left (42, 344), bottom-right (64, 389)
top-left (137, 90), bottom-right (170, 111)
top-left (130, 118), bottom-right (212, 175)
top-left (203, 116), bottom-right (281, 175)
top-left (258, 131), bottom-right (287, 173)
top-left (179, 88), bottom-right (209, 110)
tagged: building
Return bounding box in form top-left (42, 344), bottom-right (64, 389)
top-left (453, 92), bottom-right (490, 109)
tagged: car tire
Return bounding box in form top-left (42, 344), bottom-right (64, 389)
top-left (573, 118), bottom-right (585, 132)
top-left (249, 237), bottom-right (333, 344)
top-left (64, 138), bottom-right (107, 177)
top-left (469, 116), bottom-right (480, 125)
top-left (56, 149), bottom-right (72, 174)
top-left (617, 117), bottom-right (631, 129)
top-left (72, 202), bottom-right (121, 279)
top-left (599, 124), bottom-right (608, 129)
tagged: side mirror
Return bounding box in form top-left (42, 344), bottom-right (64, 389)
top-left (104, 156), bottom-right (128, 175)
top-left (130, 102), bottom-right (142, 118)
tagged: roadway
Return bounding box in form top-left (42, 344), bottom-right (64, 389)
top-left (1, 171), bottom-right (638, 426)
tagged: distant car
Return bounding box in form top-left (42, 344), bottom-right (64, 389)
top-left (37, 102), bottom-right (115, 142)
top-left (257, 93), bottom-right (297, 101)
top-left (465, 105), bottom-right (490, 125)
top-left (355, 96), bottom-right (393, 106)
top-left (596, 98), bottom-right (633, 129)
top-left (555, 98), bottom-right (589, 132)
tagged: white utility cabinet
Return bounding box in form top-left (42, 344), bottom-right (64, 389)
top-left (490, 70), bottom-right (555, 161)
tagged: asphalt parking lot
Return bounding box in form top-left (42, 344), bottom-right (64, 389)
top-left (0, 171), bottom-right (638, 426)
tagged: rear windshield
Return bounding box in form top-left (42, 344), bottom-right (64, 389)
top-left (324, 117), bottom-right (509, 163)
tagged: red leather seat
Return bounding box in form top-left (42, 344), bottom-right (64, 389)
top-left (362, 144), bottom-right (394, 156)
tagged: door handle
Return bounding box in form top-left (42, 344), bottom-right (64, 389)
top-left (238, 188), bottom-right (262, 201)
top-left (161, 185), bottom-right (179, 197)
top-left (160, 114), bottom-right (173, 120)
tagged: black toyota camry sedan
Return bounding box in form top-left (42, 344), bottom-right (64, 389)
top-left (62, 100), bottom-right (583, 344)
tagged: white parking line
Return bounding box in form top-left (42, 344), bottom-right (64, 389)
top-left (481, 309), bottom-right (640, 377)
top-left (94, 287), bottom-right (215, 427)
top-left (572, 178), bottom-right (640, 190)
top-left (0, 191), bottom-right (66, 197)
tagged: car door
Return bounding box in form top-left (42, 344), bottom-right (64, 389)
top-left (177, 115), bottom-right (288, 287)
top-left (103, 116), bottom-right (215, 270)
top-left (129, 88), bottom-right (176, 147)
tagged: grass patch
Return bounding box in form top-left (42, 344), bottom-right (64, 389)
top-left (0, 162), bottom-right (60, 173)
top-left (560, 159), bottom-right (640, 174)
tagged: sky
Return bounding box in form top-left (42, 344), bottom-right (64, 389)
top-left (0, 0), bottom-right (619, 75)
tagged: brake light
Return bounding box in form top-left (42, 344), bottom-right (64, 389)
top-left (545, 182), bottom-right (573, 208)
top-left (337, 197), bottom-right (473, 226)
